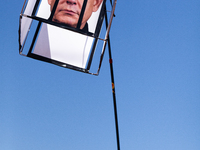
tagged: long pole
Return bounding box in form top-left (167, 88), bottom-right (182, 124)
top-left (105, 5), bottom-right (121, 150)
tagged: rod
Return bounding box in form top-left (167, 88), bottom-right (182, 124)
top-left (77, 0), bottom-right (88, 29)
top-left (95, 0), bottom-right (117, 75)
top-left (105, 3), bottom-right (121, 150)
top-left (49, 0), bottom-right (59, 21)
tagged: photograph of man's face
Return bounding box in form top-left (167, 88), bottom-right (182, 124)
top-left (48, 0), bottom-right (103, 29)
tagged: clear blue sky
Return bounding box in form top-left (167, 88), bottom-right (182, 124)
top-left (1, 0), bottom-right (200, 150)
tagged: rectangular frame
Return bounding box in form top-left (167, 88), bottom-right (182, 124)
top-left (18, 0), bottom-right (116, 75)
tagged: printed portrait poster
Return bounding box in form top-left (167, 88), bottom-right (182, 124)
top-left (20, 0), bottom-right (105, 69)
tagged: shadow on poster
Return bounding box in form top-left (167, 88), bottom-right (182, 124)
top-left (19, 0), bottom-right (107, 74)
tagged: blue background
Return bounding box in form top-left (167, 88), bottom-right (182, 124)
top-left (1, 0), bottom-right (200, 149)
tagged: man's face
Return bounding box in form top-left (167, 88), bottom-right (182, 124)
top-left (48, 0), bottom-right (102, 29)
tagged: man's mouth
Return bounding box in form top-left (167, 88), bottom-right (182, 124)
top-left (61, 9), bottom-right (78, 16)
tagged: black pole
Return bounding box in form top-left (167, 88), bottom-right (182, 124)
top-left (77, 0), bottom-right (88, 29)
top-left (105, 6), bottom-right (121, 150)
top-left (48, 0), bottom-right (59, 21)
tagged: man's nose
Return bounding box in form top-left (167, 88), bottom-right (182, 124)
top-left (66, 0), bottom-right (77, 5)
